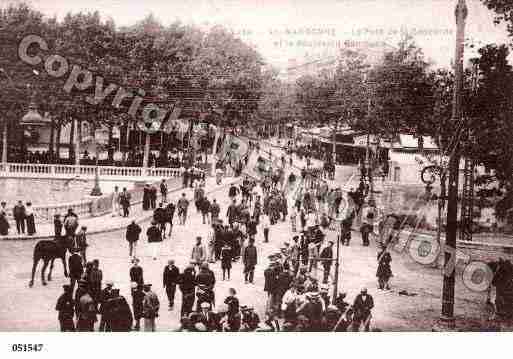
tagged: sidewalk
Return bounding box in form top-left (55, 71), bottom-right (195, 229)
top-left (1, 175), bottom-right (241, 241)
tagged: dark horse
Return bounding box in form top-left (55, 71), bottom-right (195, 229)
top-left (29, 237), bottom-right (70, 287)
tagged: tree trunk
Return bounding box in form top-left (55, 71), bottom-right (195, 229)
top-left (2, 120), bottom-right (8, 164)
top-left (74, 118), bottom-right (80, 166)
top-left (107, 124), bottom-right (114, 164)
top-left (49, 117), bottom-right (55, 162)
top-left (55, 123), bottom-right (62, 161)
top-left (120, 121), bottom-right (127, 163)
top-left (142, 133), bottom-right (150, 169)
top-left (69, 117), bottom-right (75, 163)
top-left (77, 119), bottom-right (82, 165)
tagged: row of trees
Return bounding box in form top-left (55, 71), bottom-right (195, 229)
top-left (293, 31), bottom-right (513, 223)
top-left (0, 4), bottom-right (268, 163)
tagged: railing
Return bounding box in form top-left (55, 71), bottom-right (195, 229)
top-left (0, 162), bottom-right (185, 223)
top-left (33, 200), bottom-right (93, 222)
top-left (0, 162), bottom-right (184, 179)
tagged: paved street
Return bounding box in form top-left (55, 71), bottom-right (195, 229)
top-left (0, 140), bottom-right (492, 331)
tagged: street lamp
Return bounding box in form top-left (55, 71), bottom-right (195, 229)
top-left (1, 68), bottom-right (45, 164)
top-left (434, 0), bottom-right (468, 330)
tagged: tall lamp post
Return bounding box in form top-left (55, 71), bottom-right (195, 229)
top-left (1, 68), bottom-right (45, 164)
top-left (437, 0), bottom-right (468, 329)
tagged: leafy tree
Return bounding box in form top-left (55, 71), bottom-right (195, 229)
top-left (367, 34), bottom-right (434, 139)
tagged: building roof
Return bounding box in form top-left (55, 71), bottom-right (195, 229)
top-left (393, 134), bottom-right (438, 150)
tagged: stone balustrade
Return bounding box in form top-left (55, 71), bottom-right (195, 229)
top-left (33, 200), bottom-right (93, 222)
top-left (0, 162), bottom-right (184, 180)
top-left (0, 162), bottom-right (185, 223)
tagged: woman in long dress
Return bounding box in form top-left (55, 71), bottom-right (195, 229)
top-left (376, 248), bottom-right (392, 290)
top-left (26, 202), bottom-right (36, 235)
top-left (142, 184), bottom-right (150, 211)
top-left (0, 202), bottom-right (9, 235)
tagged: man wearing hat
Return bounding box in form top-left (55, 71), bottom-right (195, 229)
top-left (242, 237), bottom-right (258, 284)
top-left (319, 285), bottom-right (331, 309)
top-left (130, 258), bottom-right (144, 286)
top-left (263, 255), bottom-right (281, 330)
top-left (191, 236), bottom-right (207, 268)
top-left (153, 203), bottom-right (167, 238)
top-left (352, 288), bottom-right (374, 331)
top-left (98, 281), bottom-right (114, 331)
top-left (195, 263), bottom-right (216, 311)
top-left (177, 193), bottom-right (189, 225)
top-left (281, 283), bottom-right (302, 326)
top-left (68, 250), bottom-right (83, 292)
top-left (142, 284), bottom-right (160, 332)
top-left (290, 236), bottom-right (300, 275)
top-left (53, 214), bottom-right (62, 240)
top-left (76, 281), bottom-right (97, 331)
top-left (240, 306), bottom-right (260, 331)
top-left (163, 259), bottom-right (180, 310)
top-left (307, 240), bottom-right (319, 276)
top-left (147, 220), bottom-right (163, 260)
top-left (179, 263), bottom-right (197, 317)
top-left (320, 241), bottom-right (334, 284)
top-left (74, 226), bottom-right (88, 264)
top-left (102, 288), bottom-right (133, 332)
top-left (297, 290), bottom-right (324, 331)
top-left (126, 220), bottom-right (142, 258)
top-left (196, 302), bottom-right (220, 332)
top-left (131, 282), bottom-right (145, 331)
top-left (55, 284), bottom-right (75, 331)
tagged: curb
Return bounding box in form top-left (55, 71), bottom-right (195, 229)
top-left (1, 177), bottom-right (242, 241)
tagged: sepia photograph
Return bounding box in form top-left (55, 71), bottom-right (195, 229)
top-left (1, 0), bottom-right (513, 345)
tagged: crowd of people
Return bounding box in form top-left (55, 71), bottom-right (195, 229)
top-left (9, 148), bottom-right (205, 169)
top-left (50, 137), bottom-right (391, 332)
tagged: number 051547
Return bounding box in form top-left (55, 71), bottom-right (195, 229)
top-left (11, 344), bottom-right (44, 352)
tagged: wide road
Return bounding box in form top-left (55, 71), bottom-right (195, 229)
top-left (0, 139), bottom-right (492, 331)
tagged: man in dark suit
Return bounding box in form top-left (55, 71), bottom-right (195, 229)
top-left (163, 260), bottom-right (180, 310)
top-left (55, 284), bottom-right (75, 331)
top-left (153, 203), bottom-right (167, 238)
top-left (242, 237), bottom-right (258, 284)
top-left (165, 202), bottom-right (176, 237)
top-left (263, 256), bottom-right (281, 330)
top-left (126, 221), bottom-right (141, 258)
top-left (352, 288), bottom-right (374, 331)
top-left (13, 201), bottom-right (26, 235)
top-left (147, 221), bottom-right (162, 260)
top-left (320, 241), bottom-right (334, 284)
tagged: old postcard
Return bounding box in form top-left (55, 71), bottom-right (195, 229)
top-left (1, 1), bottom-right (512, 353)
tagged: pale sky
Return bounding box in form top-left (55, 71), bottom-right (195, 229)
top-left (6, 0), bottom-right (512, 69)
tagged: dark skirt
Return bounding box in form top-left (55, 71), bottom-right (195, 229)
top-left (26, 214), bottom-right (36, 235)
top-left (0, 215), bottom-right (9, 235)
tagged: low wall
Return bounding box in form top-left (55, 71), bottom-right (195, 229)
top-left (1, 166), bottom-right (184, 223)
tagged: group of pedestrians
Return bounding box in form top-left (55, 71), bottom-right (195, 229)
top-left (0, 200), bottom-right (36, 236)
top-left (50, 135), bottom-right (390, 332)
